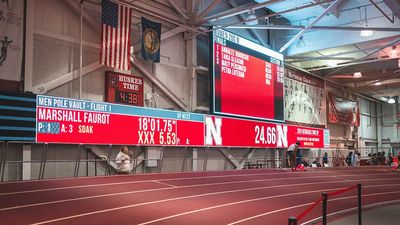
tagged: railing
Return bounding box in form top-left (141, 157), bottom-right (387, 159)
top-left (0, 142), bottom-right (397, 182)
top-left (288, 184), bottom-right (362, 225)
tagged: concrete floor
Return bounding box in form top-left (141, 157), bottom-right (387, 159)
top-left (329, 204), bottom-right (400, 225)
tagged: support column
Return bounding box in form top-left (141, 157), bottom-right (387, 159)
top-left (192, 148), bottom-right (198, 172)
top-left (24, 0), bottom-right (34, 92)
top-left (22, 144), bottom-right (31, 180)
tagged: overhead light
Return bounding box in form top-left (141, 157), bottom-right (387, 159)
top-left (389, 46), bottom-right (398, 58)
top-left (353, 72), bottom-right (362, 78)
top-left (360, 24), bottom-right (373, 37)
top-left (327, 61), bottom-right (337, 67)
top-left (374, 82), bottom-right (382, 86)
top-left (388, 97), bottom-right (395, 104)
top-left (245, 10), bottom-right (258, 26)
top-left (380, 97), bottom-right (388, 102)
top-left (296, 36), bottom-right (306, 48)
top-left (360, 7), bottom-right (373, 37)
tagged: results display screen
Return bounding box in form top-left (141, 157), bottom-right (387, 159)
top-left (211, 28), bottom-right (284, 121)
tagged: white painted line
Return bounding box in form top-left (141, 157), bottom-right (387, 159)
top-left (30, 183), bottom-right (400, 225)
top-left (0, 170), bottom-right (394, 196)
top-left (229, 190), bottom-right (400, 225)
top-left (0, 166), bottom-right (388, 185)
top-left (139, 185), bottom-right (400, 225)
top-left (300, 198), bottom-right (400, 225)
top-left (0, 175), bottom-right (397, 212)
top-left (153, 180), bottom-right (177, 188)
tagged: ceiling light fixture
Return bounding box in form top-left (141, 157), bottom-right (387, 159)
top-left (327, 61), bottom-right (337, 67)
top-left (389, 46), bottom-right (398, 58)
top-left (296, 35), bottom-right (306, 48)
top-left (245, 10), bottom-right (258, 26)
top-left (388, 97), bottom-right (395, 104)
top-left (353, 72), bottom-right (362, 78)
top-left (360, 7), bottom-right (373, 37)
top-left (374, 82), bottom-right (382, 86)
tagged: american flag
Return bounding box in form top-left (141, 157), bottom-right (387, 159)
top-left (100, 0), bottom-right (131, 71)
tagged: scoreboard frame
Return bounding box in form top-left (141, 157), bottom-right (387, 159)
top-left (210, 28), bottom-right (285, 123)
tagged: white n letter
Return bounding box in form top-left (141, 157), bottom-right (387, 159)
top-left (205, 117), bottom-right (222, 145)
top-left (276, 125), bottom-right (288, 148)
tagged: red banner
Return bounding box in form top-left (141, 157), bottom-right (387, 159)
top-left (328, 92), bottom-right (360, 126)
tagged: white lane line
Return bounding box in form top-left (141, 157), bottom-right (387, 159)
top-left (300, 199), bottom-right (400, 225)
top-left (0, 166), bottom-right (388, 185)
top-left (139, 184), bottom-right (400, 225)
top-left (0, 171), bottom-right (310, 196)
top-left (228, 190), bottom-right (400, 225)
top-left (153, 181), bottom-right (177, 188)
top-left (0, 170), bottom-right (394, 196)
top-left (29, 182), bottom-right (400, 225)
top-left (31, 187), bottom-right (348, 225)
top-left (0, 175), bottom-right (397, 212)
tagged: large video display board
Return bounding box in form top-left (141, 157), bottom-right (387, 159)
top-left (211, 28), bottom-right (284, 121)
top-left (36, 95), bottom-right (328, 148)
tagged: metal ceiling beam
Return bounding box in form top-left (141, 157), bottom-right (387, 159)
top-left (227, 25), bottom-right (400, 32)
top-left (168, 0), bottom-right (190, 20)
top-left (32, 62), bottom-right (103, 94)
top-left (195, 0), bottom-right (221, 22)
top-left (324, 36), bottom-right (400, 76)
top-left (329, 0), bottom-right (346, 17)
top-left (117, 0), bottom-right (202, 34)
top-left (200, 0), bottom-right (284, 23)
top-left (286, 56), bottom-right (355, 63)
top-left (382, 0), bottom-right (400, 19)
top-left (225, 1), bottom-right (269, 47)
top-left (130, 57), bottom-right (187, 110)
top-left (188, 0), bottom-right (334, 39)
top-left (369, 0), bottom-right (394, 23)
top-left (279, 0), bottom-right (345, 53)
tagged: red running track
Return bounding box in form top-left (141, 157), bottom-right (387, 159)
top-left (0, 167), bottom-right (399, 225)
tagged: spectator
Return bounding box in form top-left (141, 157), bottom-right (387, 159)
top-left (372, 153), bottom-right (379, 165)
top-left (381, 151), bottom-right (386, 165)
top-left (367, 153), bottom-right (372, 165)
top-left (302, 157), bottom-right (310, 167)
top-left (322, 152), bottom-right (328, 166)
top-left (286, 141), bottom-right (300, 170)
top-left (352, 152), bottom-right (360, 167)
top-left (346, 152), bottom-right (353, 166)
top-left (312, 158), bottom-right (322, 167)
top-left (116, 146), bottom-right (132, 175)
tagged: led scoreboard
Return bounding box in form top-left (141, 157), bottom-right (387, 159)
top-left (211, 28), bottom-right (284, 121)
top-left (36, 95), bottom-right (328, 148)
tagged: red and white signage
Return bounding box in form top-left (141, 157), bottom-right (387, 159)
top-left (36, 95), bottom-right (327, 148)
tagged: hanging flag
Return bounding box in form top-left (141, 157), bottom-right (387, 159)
top-left (100, 0), bottom-right (131, 71)
top-left (141, 17), bottom-right (161, 62)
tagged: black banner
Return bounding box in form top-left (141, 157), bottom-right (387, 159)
top-left (141, 17), bottom-right (161, 62)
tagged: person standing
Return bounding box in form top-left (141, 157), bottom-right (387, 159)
top-left (116, 146), bottom-right (132, 175)
top-left (322, 152), bottom-right (329, 166)
top-left (287, 141), bottom-right (300, 170)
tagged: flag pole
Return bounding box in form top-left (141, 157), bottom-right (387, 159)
top-left (79, 0), bottom-right (83, 99)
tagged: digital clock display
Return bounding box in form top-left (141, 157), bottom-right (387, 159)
top-left (105, 71), bottom-right (144, 106)
top-left (116, 90), bottom-right (139, 105)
